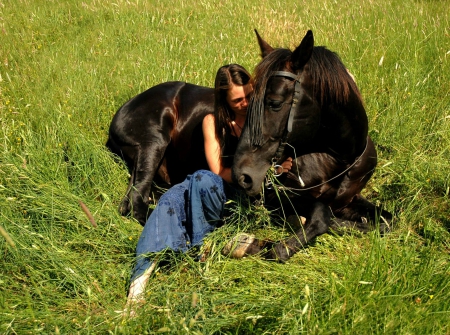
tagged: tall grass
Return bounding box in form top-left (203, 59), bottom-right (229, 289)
top-left (1, 0), bottom-right (449, 333)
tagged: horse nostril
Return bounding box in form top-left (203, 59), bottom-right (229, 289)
top-left (238, 174), bottom-right (253, 189)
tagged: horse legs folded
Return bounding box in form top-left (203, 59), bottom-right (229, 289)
top-left (333, 193), bottom-right (392, 235)
top-left (221, 196), bottom-right (392, 263)
top-left (265, 201), bottom-right (332, 262)
top-left (119, 170), bottom-right (136, 218)
top-left (263, 195), bottom-right (393, 262)
top-left (125, 143), bottom-right (169, 226)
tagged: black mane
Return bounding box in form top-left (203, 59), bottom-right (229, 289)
top-left (308, 46), bottom-right (362, 106)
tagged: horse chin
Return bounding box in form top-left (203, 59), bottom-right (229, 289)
top-left (237, 187), bottom-right (260, 197)
top-left (245, 185), bottom-right (263, 197)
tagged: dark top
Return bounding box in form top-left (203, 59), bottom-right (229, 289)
top-left (221, 133), bottom-right (239, 168)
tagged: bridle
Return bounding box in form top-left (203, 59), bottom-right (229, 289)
top-left (268, 70), bottom-right (303, 176)
top-left (269, 71), bottom-right (303, 168)
top-left (265, 70), bottom-right (369, 191)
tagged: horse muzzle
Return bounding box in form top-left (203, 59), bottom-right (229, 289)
top-left (233, 163), bottom-right (270, 196)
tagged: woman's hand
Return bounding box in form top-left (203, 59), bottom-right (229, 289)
top-left (274, 157), bottom-right (293, 175)
top-left (281, 157), bottom-right (293, 173)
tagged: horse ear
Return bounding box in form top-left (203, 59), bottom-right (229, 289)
top-left (255, 29), bottom-right (274, 58)
top-left (291, 30), bottom-right (314, 70)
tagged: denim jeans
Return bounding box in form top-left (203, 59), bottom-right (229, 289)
top-left (130, 170), bottom-right (227, 282)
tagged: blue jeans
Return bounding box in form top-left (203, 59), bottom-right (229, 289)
top-left (130, 170), bottom-right (228, 282)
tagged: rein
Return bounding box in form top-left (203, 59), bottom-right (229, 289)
top-left (265, 70), bottom-right (369, 192)
top-left (278, 139), bottom-right (369, 192)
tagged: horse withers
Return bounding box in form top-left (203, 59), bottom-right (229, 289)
top-left (107, 82), bottom-right (213, 225)
top-left (232, 30), bottom-right (392, 261)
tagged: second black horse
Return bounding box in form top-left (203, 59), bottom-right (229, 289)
top-left (107, 82), bottom-right (213, 225)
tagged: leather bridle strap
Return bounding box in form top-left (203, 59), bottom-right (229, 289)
top-left (270, 71), bottom-right (302, 133)
top-left (269, 71), bottom-right (302, 169)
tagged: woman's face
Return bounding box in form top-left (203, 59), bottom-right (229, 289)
top-left (226, 83), bottom-right (253, 117)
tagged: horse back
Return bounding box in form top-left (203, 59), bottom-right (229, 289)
top-left (165, 82), bottom-right (215, 184)
top-left (107, 81), bottom-right (214, 185)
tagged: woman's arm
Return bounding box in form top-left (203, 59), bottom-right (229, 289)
top-left (202, 114), bottom-right (233, 183)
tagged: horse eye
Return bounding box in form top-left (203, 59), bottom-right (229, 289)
top-left (269, 101), bottom-right (283, 111)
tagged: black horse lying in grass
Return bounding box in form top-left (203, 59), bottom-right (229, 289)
top-left (230, 30), bottom-right (392, 261)
top-left (107, 30), bottom-right (392, 261)
top-left (107, 83), bottom-right (214, 225)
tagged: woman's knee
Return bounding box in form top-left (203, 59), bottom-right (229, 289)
top-left (189, 171), bottom-right (225, 209)
top-left (192, 170), bottom-right (223, 185)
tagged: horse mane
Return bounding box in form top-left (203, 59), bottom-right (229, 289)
top-left (247, 46), bottom-right (362, 146)
top-left (308, 46), bottom-right (362, 106)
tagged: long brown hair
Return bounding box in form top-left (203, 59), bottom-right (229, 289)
top-left (213, 64), bottom-right (252, 147)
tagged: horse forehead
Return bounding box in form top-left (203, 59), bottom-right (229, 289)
top-left (266, 76), bottom-right (295, 95)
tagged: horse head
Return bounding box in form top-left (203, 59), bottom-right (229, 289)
top-left (232, 30), bottom-right (322, 196)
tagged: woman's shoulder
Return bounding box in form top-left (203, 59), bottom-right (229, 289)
top-left (202, 113), bottom-right (216, 137)
top-left (202, 113), bottom-right (215, 129)
top-left (203, 113), bottom-right (215, 123)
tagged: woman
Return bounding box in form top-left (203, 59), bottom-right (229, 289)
top-left (125, 64), bottom-right (292, 310)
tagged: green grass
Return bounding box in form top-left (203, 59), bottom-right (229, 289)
top-left (1, 0), bottom-right (450, 333)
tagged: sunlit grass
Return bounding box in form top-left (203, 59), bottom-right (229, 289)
top-left (1, 0), bottom-right (450, 333)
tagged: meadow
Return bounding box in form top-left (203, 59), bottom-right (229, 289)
top-left (1, 0), bottom-right (449, 333)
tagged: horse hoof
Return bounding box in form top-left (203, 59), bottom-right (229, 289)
top-left (222, 233), bottom-right (263, 258)
top-left (263, 243), bottom-right (294, 263)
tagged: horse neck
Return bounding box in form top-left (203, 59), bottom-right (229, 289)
top-left (319, 100), bottom-right (369, 162)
